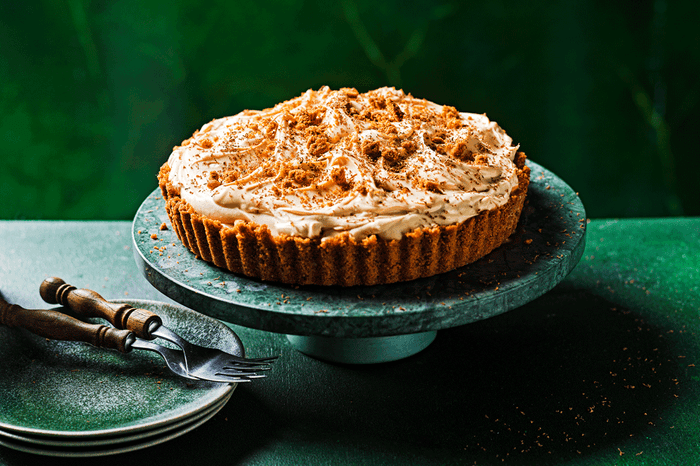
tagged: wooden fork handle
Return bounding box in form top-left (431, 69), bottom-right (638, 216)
top-left (40, 277), bottom-right (161, 339)
top-left (0, 295), bottom-right (134, 353)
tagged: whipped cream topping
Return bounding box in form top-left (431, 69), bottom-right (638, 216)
top-left (167, 86), bottom-right (521, 241)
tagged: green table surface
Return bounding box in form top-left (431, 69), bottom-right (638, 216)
top-left (0, 218), bottom-right (698, 465)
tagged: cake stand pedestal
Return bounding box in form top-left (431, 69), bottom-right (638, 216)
top-left (132, 161), bottom-right (585, 364)
top-left (286, 332), bottom-right (437, 364)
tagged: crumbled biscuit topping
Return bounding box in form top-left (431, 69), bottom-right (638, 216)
top-left (167, 86), bottom-right (521, 240)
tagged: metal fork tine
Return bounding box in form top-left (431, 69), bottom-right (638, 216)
top-left (217, 373), bottom-right (267, 380)
top-left (186, 370), bottom-right (267, 383)
top-left (224, 361), bottom-right (274, 369)
top-left (217, 366), bottom-right (268, 375)
top-left (214, 372), bottom-right (267, 380)
top-left (232, 356), bottom-right (278, 364)
top-left (220, 367), bottom-right (270, 374)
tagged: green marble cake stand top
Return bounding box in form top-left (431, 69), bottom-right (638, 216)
top-left (133, 161), bottom-right (586, 363)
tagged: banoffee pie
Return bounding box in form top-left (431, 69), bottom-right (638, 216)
top-left (158, 86), bottom-right (530, 286)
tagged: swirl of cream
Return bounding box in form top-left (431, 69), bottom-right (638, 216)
top-left (167, 87), bottom-right (520, 241)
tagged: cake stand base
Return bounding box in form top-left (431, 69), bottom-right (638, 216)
top-left (287, 331), bottom-right (437, 364)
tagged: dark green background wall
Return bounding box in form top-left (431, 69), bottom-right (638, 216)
top-left (1, 0), bottom-right (698, 220)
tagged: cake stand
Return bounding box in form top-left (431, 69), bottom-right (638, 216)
top-left (132, 161), bottom-right (586, 364)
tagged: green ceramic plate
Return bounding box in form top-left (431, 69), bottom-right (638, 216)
top-left (0, 392), bottom-right (230, 457)
top-left (0, 392), bottom-right (231, 448)
top-left (0, 299), bottom-right (240, 438)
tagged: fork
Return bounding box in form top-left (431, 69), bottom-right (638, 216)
top-left (40, 278), bottom-right (276, 382)
top-left (128, 339), bottom-right (258, 383)
top-left (0, 294), bottom-right (206, 382)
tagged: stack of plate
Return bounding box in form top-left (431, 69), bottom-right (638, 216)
top-left (0, 299), bottom-right (240, 457)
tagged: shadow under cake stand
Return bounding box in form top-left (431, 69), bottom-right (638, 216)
top-left (132, 161), bottom-right (586, 364)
